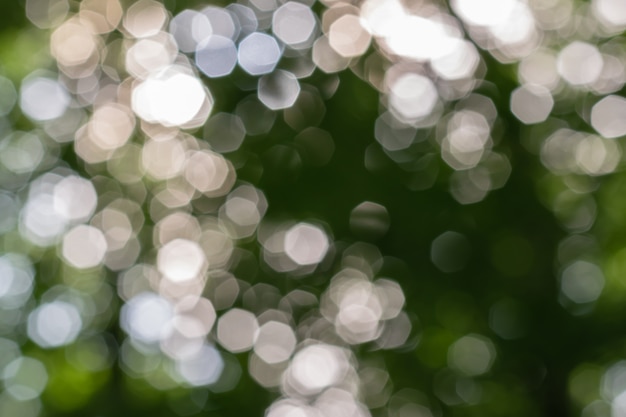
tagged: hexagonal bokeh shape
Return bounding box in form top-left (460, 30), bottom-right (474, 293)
top-left (258, 70), bottom-right (300, 110)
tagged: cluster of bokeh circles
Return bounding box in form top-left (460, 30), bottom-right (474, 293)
top-left (1, 0), bottom-right (626, 415)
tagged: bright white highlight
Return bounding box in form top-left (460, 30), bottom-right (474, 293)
top-left (451, 0), bottom-right (517, 27)
top-left (157, 239), bottom-right (207, 283)
top-left (121, 293), bottom-right (174, 344)
top-left (20, 76), bottom-right (70, 121)
top-left (286, 344), bottom-right (347, 395)
top-left (557, 42), bottom-right (603, 86)
top-left (284, 223), bottom-right (329, 266)
top-left (132, 66), bottom-right (212, 127)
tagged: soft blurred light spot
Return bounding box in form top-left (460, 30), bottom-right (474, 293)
top-left (203, 112), bottom-right (246, 153)
top-left (43, 107), bottom-right (84, 144)
top-left (560, 260), bottom-right (604, 304)
top-left (126, 34), bottom-right (178, 79)
top-left (557, 42), bottom-right (603, 86)
top-left (388, 74), bottom-right (438, 124)
top-left (132, 66), bottom-right (212, 128)
top-left (196, 36), bottom-right (238, 78)
top-left (209, 275), bottom-right (239, 311)
top-left (375, 278), bottom-right (406, 320)
top-left (359, 0), bottom-right (402, 37)
top-left (0, 76), bottom-right (17, 116)
top-left (0, 393), bottom-right (41, 417)
top-left (350, 201), bottom-right (390, 239)
top-left (88, 103), bottom-right (135, 151)
top-left (169, 10), bottom-right (212, 53)
top-left (141, 135), bottom-right (186, 180)
top-left (219, 185), bottom-right (267, 239)
top-left (442, 110), bottom-right (492, 170)
top-left (220, 197), bottom-right (262, 239)
top-left (603, 361), bottom-right (626, 405)
top-left (176, 344), bottom-right (224, 386)
top-left (236, 94), bottom-right (276, 135)
top-left (0, 193), bottom-right (18, 233)
top-left (201, 6), bottom-right (238, 40)
top-left (431, 231), bottom-right (470, 273)
top-left (0, 254), bottom-right (35, 309)
top-left (50, 18), bottom-right (98, 75)
top-left (488, 2), bottom-right (536, 51)
top-left (272, 2), bottom-right (317, 49)
top-left (121, 292), bottom-right (173, 344)
top-left (518, 48), bottom-right (559, 90)
top-left (315, 388), bottom-right (369, 417)
top-left (123, 0), bottom-right (167, 38)
top-left (238, 32), bottom-right (282, 75)
top-left (385, 12), bottom-right (458, 62)
top-left (510, 84), bottom-right (554, 124)
top-left (374, 112), bottom-right (416, 151)
top-left (267, 399), bottom-right (314, 417)
top-left (53, 175), bottom-right (97, 223)
top-left (157, 239), bottom-right (207, 283)
top-left (61, 225), bottom-right (107, 269)
top-left (328, 14), bottom-right (371, 59)
top-left (448, 334), bottom-right (496, 376)
top-left (254, 321), bottom-right (297, 364)
top-left (594, 53), bottom-right (626, 95)
top-left (250, 0), bottom-right (279, 13)
top-left (591, 95), bottom-right (626, 139)
top-left (117, 264), bottom-right (159, 302)
top-left (185, 150), bottom-right (235, 196)
top-left (540, 128), bottom-right (582, 174)
top-left (452, 0), bottom-right (517, 27)
top-left (449, 169), bottom-right (490, 205)
top-left (175, 296), bottom-right (217, 338)
top-left (613, 391), bottom-right (626, 417)
top-left (431, 40), bottom-right (480, 81)
top-left (334, 284), bottom-right (384, 344)
top-left (286, 344), bottom-right (347, 395)
top-left (0, 339), bottom-right (20, 372)
top-left (284, 85), bottom-right (325, 131)
top-left (593, 0), bottom-right (626, 30)
top-left (20, 75), bottom-right (70, 121)
top-left (360, 367), bottom-right (392, 408)
top-left (575, 135), bottom-right (620, 176)
top-left (3, 357), bottom-right (48, 401)
top-left (217, 308), bottom-right (259, 353)
top-left (20, 193), bottom-right (66, 246)
top-left (26, 0), bottom-right (69, 29)
top-left (27, 301), bottom-right (82, 348)
top-left (227, 4), bottom-right (258, 38)
top-left (312, 35), bottom-right (351, 73)
top-left (0, 132), bottom-right (44, 174)
top-left (94, 207), bottom-right (133, 253)
top-left (258, 70), bottom-right (300, 110)
top-left (249, 352), bottom-right (287, 388)
top-left (79, 0), bottom-right (122, 34)
top-left (154, 212), bottom-right (201, 248)
top-left (284, 222), bottom-right (329, 266)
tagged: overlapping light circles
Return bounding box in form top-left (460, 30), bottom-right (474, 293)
top-left (8, 0), bottom-right (626, 415)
